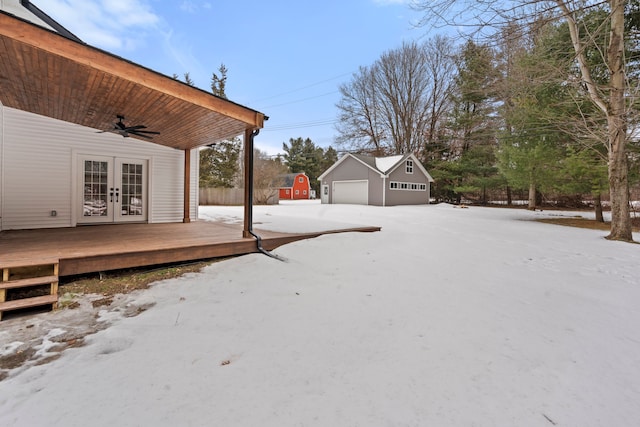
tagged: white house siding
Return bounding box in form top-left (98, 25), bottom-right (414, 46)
top-left (1, 107), bottom-right (196, 230)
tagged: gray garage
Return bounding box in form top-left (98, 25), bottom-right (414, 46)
top-left (318, 153), bottom-right (433, 206)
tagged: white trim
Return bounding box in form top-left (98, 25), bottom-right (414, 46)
top-left (405, 159), bottom-right (414, 174)
top-left (382, 176), bottom-right (386, 207)
top-left (332, 179), bottom-right (369, 205)
top-left (321, 184), bottom-right (329, 204)
top-left (318, 153), bottom-right (380, 181)
top-left (75, 153), bottom-right (150, 224)
top-left (386, 153), bottom-right (434, 182)
top-left (390, 181), bottom-right (427, 191)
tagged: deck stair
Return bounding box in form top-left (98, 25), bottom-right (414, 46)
top-left (0, 260), bottom-right (59, 321)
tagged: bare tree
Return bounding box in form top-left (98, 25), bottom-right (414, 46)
top-left (424, 35), bottom-right (457, 151)
top-left (335, 66), bottom-right (386, 155)
top-left (253, 149), bottom-right (287, 205)
top-left (413, 0), bottom-right (635, 241)
top-left (336, 39), bottom-right (455, 158)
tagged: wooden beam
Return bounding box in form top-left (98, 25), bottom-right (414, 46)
top-left (0, 13), bottom-right (265, 128)
top-left (243, 129), bottom-right (253, 238)
top-left (183, 149), bottom-right (191, 223)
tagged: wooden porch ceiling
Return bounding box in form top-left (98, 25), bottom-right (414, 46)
top-left (0, 11), bottom-right (265, 150)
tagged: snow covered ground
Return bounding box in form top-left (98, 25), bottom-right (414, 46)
top-left (1, 201), bottom-right (639, 427)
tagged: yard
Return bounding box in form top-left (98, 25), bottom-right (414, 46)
top-left (1, 201), bottom-right (639, 427)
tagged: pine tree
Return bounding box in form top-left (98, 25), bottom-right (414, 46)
top-left (199, 63), bottom-right (241, 188)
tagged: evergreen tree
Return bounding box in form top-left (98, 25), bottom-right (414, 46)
top-left (199, 63), bottom-right (241, 188)
top-left (211, 64), bottom-right (228, 99)
top-left (431, 40), bottom-right (502, 203)
top-left (321, 146), bottom-right (339, 173)
top-left (282, 137), bottom-right (324, 192)
top-left (559, 146), bottom-right (609, 220)
top-left (412, 0), bottom-right (636, 241)
top-left (497, 26), bottom-right (570, 210)
top-left (199, 141), bottom-right (241, 188)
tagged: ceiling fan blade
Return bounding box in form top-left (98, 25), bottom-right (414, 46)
top-left (129, 130), bottom-right (160, 136)
top-left (101, 116), bottom-right (158, 139)
top-left (128, 131), bottom-right (155, 139)
top-left (124, 125), bottom-right (147, 131)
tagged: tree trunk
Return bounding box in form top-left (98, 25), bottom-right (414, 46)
top-left (528, 181), bottom-right (536, 210)
top-left (506, 185), bottom-right (512, 206)
top-left (607, 137), bottom-right (632, 239)
top-left (557, 0), bottom-right (632, 241)
top-left (594, 192), bottom-right (604, 223)
top-left (606, 0), bottom-right (633, 241)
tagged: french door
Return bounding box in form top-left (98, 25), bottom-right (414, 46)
top-left (79, 155), bottom-right (148, 224)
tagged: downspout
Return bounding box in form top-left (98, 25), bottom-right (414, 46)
top-left (243, 128), bottom-right (285, 262)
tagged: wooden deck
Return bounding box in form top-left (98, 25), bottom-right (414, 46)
top-left (0, 221), bottom-right (380, 277)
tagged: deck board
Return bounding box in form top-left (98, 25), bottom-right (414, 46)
top-left (0, 221), bottom-right (380, 276)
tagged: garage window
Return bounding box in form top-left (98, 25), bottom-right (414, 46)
top-left (390, 181), bottom-right (426, 191)
top-left (406, 160), bottom-right (414, 174)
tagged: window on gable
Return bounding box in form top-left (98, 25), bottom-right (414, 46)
top-left (406, 160), bottom-right (413, 174)
top-left (299, 177), bottom-right (304, 183)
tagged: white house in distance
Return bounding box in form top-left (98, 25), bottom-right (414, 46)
top-left (318, 153), bottom-right (434, 206)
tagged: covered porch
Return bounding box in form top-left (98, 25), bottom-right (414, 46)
top-left (0, 221), bottom-right (380, 319)
top-left (1, 221), bottom-right (381, 277)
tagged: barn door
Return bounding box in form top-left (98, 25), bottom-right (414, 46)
top-left (78, 155), bottom-right (148, 224)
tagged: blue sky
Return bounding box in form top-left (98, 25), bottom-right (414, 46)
top-left (35, 0), bottom-right (428, 155)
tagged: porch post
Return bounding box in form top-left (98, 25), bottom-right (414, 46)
top-left (243, 128), bottom-right (258, 238)
top-left (183, 149), bottom-right (191, 223)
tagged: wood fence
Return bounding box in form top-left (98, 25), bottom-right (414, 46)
top-left (199, 187), bottom-right (279, 205)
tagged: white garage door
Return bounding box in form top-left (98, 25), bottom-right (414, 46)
top-left (333, 180), bottom-right (368, 205)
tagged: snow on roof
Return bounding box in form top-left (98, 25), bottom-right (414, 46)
top-left (375, 155), bottom-right (405, 173)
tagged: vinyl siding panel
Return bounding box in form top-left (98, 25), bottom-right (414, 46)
top-left (385, 163), bottom-right (430, 206)
top-left (319, 156), bottom-right (384, 205)
top-left (1, 107), bottom-right (194, 230)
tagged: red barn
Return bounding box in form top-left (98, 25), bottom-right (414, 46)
top-left (279, 173), bottom-right (311, 200)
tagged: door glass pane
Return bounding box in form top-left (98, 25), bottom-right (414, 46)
top-left (121, 162), bottom-right (143, 216)
top-left (83, 160), bottom-right (108, 217)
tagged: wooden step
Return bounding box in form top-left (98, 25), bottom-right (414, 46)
top-left (0, 294), bottom-right (58, 312)
top-left (0, 275), bottom-right (59, 290)
top-left (1, 261), bottom-right (59, 320)
top-left (0, 258), bottom-right (59, 269)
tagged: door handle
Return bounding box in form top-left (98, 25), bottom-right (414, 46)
top-left (115, 188), bottom-right (120, 203)
top-left (110, 187), bottom-right (114, 202)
